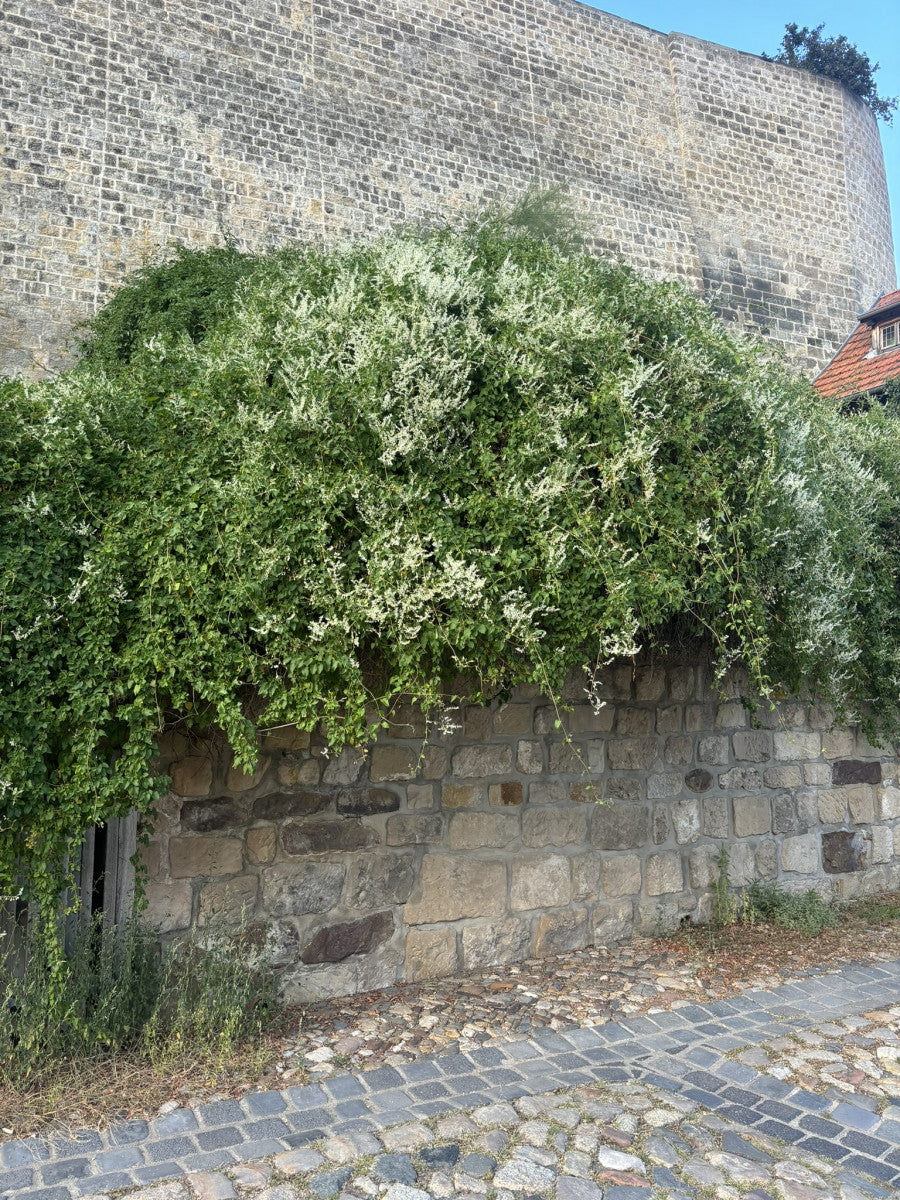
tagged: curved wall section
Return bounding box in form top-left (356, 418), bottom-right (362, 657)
top-left (0, 0), bottom-right (895, 375)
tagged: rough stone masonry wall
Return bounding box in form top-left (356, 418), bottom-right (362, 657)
top-left (141, 661), bottom-right (900, 1003)
top-left (2, 0), bottom-right (895, 377)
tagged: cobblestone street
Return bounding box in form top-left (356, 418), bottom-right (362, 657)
top-left (2, 960), bottom-right (899, 1200)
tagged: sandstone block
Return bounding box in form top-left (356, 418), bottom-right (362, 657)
top-left (772, 793), bottom-right (803, 835)
top-left (386, 703), bottom-right (427, 740)
top-left (570, 704), bottom-right (614, 733)
top-left (535, 908), bottom-right (589, 956)
top-left (489, 781), bottom-right (523, 807)
top-left (797, 791), bottom-right (820, 827)
top-left (635, 667), bottom-right (666, 701)
top-left (301, 911), bottom-right (393, 964)
top-left (732, 731), bottom-right (771, 762)
top-left (607, 737), bottom-right (657, 770)
top-left (226, 757), bottom-right (270, 793)
top-left (656, 706), bottom-right (681, 734)
top-left (530, 781), bottom-right (568, 805)
top-left (465, 706), bottom-right (491, 741)
top-left (263, 726), bottom-right (310, 751)
top-left (617, 707), bottom-right (654, 736)
top-left (652, 803), bottom-right (670, 844)
top-left (442, 783), bottom-right (479, 808)
top-left (337, 787), bottom-right (400, 816)
top-left (697, 737), bottom-right (728, 765)
top-left (180, 797), bottom-right (244, 833)
top-left (820, 731), bottom-right (855, 759)
top-left (878, 786), bottom-right (900, 819)
top-left (703, 796), bottom-right (729, 838)
top-left (689, 844), bottom-right (718, 889)
top-left (406, 783), bottom-right (434, 810)
top-left (533, 705), bottom-right (557, 735)
top-left (370, 746), bottom-right (417, 782)
top-left (732, 795), bottom-right (770, 837)
top-left (510, 854), bottom-right (571, 910)
top-left (716, 703), bottom-right (746, 729)
top-left (781, 834), bottom-right (819, 874)
top-left (493, 704), bottom-right (531, 735)
top-left (871, 825), bottom-right (893, 864)
top-left (604, 777), bottom-right (640, 803)
top-left (344, 853), bottom-right (416, 908)
top-left (422, 747), bottom-right (448, 779)
top-left (322, 746), bottom-right (367, 786)
top-left (758, 701), bottom-right (805, 730)
top-left (461, 919), bottom-right (532, 970)
top-left (405, 856), bottom-right (506, 923)
top-left (280, 961), bottom-right (358, 1004)
top-left (252, 790), bottom-right (327, 820)
top-left (449, 811), bottom-right (519, 850)
top-left (571, 852), bottom-right (602, 900)
top-left (451, 744), bottom-right (512, 777)
top-left (600, 854), bottom-right (641, 897)
top-left (198, 874), bottom-right (258, 925)
top-left (143, 879), bottom-right (193, 932)
top-left (522, 808), bottom-right (587, 848)
top-left (593, 898), bottom-right (633, 944)
top-left (169, 836), bottom-right (243, 879)
top-left (818, 786), bottom-right (849, 824)
top-left (282, 818), bottom-right (378, 854)
top-left (664, 736), bottom-right (692, 765)
top-left (804, 761), bottom-right (831, 785)
top-left (263, 920), bottom-right (300, 967)
top-left (517, 741), bottom-right (544, 774)
top-left (672, 798), bottom-right (700, 844)
top-left (263, 862), bottom-right (346, 917)
top-left (755, 840), bottom-right (777, 878)
top-left (171, 756), bottom-right (213, 797)
top-left (774, 732), bottom-right (820, 761)
top-left (386, 814), bottom-right (443, 845)
top-left (728, 842), bottom-right (756, 886)
top-left (668, 665), bottom-right (694, 701)
top-left (276, 756), bottom-right (321, 787)
top-left (648, 772), bottom-right (681, 799)
top-left (590, 803), bottom-right (650, 850)
top-left (246, 825), bottom-right (276, 864)
top-left (807, 703), bottom-right (835, 730)
top-left (718, 767), bottom-right (762, 791)
top-left (685, 703), bottom-right (715, 731)
top-left (645, 852), bottom-right (682, 896)
top-left (848, 786), bottom-right (876, 824)
top-left (764, 765), bottom-right (802, 788)
top-left (587, 740), bottom-right (606, 772)
top-left (548, 741), bottom-right (584, 775)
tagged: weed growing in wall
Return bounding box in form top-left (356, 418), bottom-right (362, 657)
top-left (1, 198), bottom-right (899, 960)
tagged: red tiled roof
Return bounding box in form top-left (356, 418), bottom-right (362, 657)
top-left (814, 289), bottom-right (900, 399)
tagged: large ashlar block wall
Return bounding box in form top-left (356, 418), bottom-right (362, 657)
top-left (143, 661), bottom-right (900, 1001)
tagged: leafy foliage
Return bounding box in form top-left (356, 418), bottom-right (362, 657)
top-left (764, 23), bottom-right (897, 123)
top-left (2, 202), bottom-right (900, 945)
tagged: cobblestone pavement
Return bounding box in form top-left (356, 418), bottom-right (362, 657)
top-left (2, 961), bottom-right (900, 1200)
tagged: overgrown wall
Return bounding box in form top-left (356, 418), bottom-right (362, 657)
top-left (142, 661), bottom-right (900, 1002)
top-left (2, 0), bottom-right (895, 376)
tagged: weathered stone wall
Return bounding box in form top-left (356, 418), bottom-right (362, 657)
top-left (2, 0), bottom-right (895, 376)
top-left (142, 661), bottom-right (900, 1002)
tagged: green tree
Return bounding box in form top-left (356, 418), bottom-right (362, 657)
top-left (764, 23), bottom-right (897, 123)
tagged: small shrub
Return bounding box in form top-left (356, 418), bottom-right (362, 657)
top-left (745, 880), bottom-right (837, 936)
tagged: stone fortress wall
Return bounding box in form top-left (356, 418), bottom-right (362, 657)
top-left (143, 661), bottom-right (900, 1001)
top-left (1, 0), bottom-right (896, 377)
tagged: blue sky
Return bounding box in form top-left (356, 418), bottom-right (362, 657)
top-left (584, 2), bottom-right (900, 281)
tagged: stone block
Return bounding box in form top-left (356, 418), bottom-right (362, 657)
top-left (422, 747), bottom-right (448, 779)
top-left (600, 854), bottom-right (641, 897)
top-left (804, 761), bottom-right (831, 785)
top-left (533, 705), bottom-right (558, 735)
top-left (774, 732), bottom-right (820, 761)
top-left (728, 842), bottom-right (756, 886)
top-left (755, 840), bottom-right (777, 878)
top-left (571, 852), bottom-right (602, 899)
top-left (647, 772), bottom-right (681, 800)
top-left (698, 737), bottom-right (728, 765)
top-left (781, 834), bottom-right (819, 874)
top-left (530, 781), bottom-right (568, 805)
top-left (406, 856), bottom-right (506, 923)
top-left (645, 852), bottom-right (682, 896)
top-left (549, 741), bottom-right (585, 775)
top-left (797, 791), bottom-right (820, 826)
top-left (301, 911), bottom-right (393, 964)
top-left (171, 756), bottom-right (214, 797)
top-left (668, 665), bottom-right (694, 701)
top-left (263, 862), bottom-right (346, 917)
top-left (820, 730), bottom-right (855, 759)
top-left (758, 701), bottom-right (806, 729)
top-left (716, 703), bottom-right (746, 729)
top-left (818, 785), bottom-right (849, 824)
top-left (246, 825), bottom-right (276, 864)
top-left (617, 707), bottom-right (654, 736)
top-left (386, 814), bottom-right (443, 845)
top-left (764, 765), bottom-right (802, 788)
top-left (277, 756), bottom-right (321, 786)
top-left (522, 808), bottom-right (587, 848)
top-left (635, 666), bottom-right (666, 701)
top-left (226, 757), bottom-right (270, 793)
top-left (871, 825), bottom-right (893, 864)
top-left (143, 879), bottom-right (193, 933)
top-left (607, 738), bottom-right (656, 770)
top-left (807, 703), bottom-right (835, 730)
top-left (718, 767), bottom-right (762, 791)
top-left (490, 781), bottom-right (523, 806)
top-left (263, 920), bottom-right (300, 967)
top-left (370, 746), bottom-right (417, 782)
top-left (337, 787), bottom-right (400, 816)
top-left (570, 704), bottom-right (614, 733)
top-left (252, 790), bottom-right (327, 820)
top-left (442, 783), bottom-right (479, 808)
top-left (510, 854), bottom-right (571, 910)
top-left (603, 777), bottom-right (640, 803)
top-left (451, 744), bottom-right (513, 778)
top-left (878, 786), bottom-right (900, 819)
top-left (672, 798), bottom-right (700, 844)
top-left (832, 759), bottom-right (881, 785)
top-left (280, 961), bottom-right (358, 1004)
top-left (664, 736), bottom-right (692, 766)
top-left (772, 793), bottom-right (803, 835)
top-left (535, 908), bottom-right (590, 956)
top-left (198, 874), bottom-right (258, 925)
top-left (822, 830), bottom-right (868, 874)
top-left (586, 740), bottom-right (606, 772)
top-left (703, 797), bottom-right (729, 838)
top-left (169, 836), bottom-right (243, 879)
top-left (344, 853), bottom-right (416, 908)
top-left (656, 706), bottom-right (681, 734)
top-left (685, 768), bottom-right (713, 793)
top-left (322, 746), bottom-right (366, 786)
top-left (517, 741), bottom-right (544, 774)
top-left (590, 803), bottom-right (650, 850)
top-left (652, 804), bottom-right (669, 844)
top-left (686, 704), bottom-right (715, 731)
top-left (465, 706), bottom-right (491, 741)
top-left (732, 795), bottom-right (770, 837)
top-left (449, 811), bottom-right (519, 850)
top-left (180, 797), bottom-right (244, 833)
top-left (848, 786), bottom-right (876, 824)
top-left (461, 919), bottom-right (532, 970)
top-left (593, 898), bottom-right (633, 944)
top-left (406, 783), bottom-right (434, 810)
top-left (263, 726), bottom-right (310, 751)
top-left (282, 819), bottom-right (377, 854)
top-left (689, 844), bottom-right (718, 889)
top-left (732, 731), bottom-right (771, 762)
top-left (493, 704), bottom-right (531, 735)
